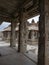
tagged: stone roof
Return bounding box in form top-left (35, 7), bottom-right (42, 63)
top-left (0, 0), bottom-right (39, 22)
top-left (3, 22), bottom-right (38, 31)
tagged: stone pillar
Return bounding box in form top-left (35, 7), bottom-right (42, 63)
top-left (2, 32), bottom-right (5, 40)
top-left (31, 30), bottom-right (35, 40)
top-left (7, 31), bottom-right (10, 42)
top-left (10, 21), bottom-right (16, 47)
top-left (7, 32), bottom-right (10, 40)
top-left (38, 0), bottom-right (49, 65)
top-left (3, 31), bottom-right (7, 40)
top-left (24, 21), bottom-right (28, 47)
top-left (18, 7), bottom-right (28, 53)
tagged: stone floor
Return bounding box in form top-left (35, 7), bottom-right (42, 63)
top-left (0, 40), bottom-right (38, 65)
top-left (0, 46), bottom-right (36, 65)
top-left (24, 51), bottom-right (37, 63)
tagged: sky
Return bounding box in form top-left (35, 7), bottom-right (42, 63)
top-left (0, 15), bottom-right (40, 31)
top-left (27, 15), bottom-right (40, 23)
top-left (0, 22), bottom-right (11, 31)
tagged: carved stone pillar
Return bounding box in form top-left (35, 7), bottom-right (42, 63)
top-left (18, 7), bottom-right (28, 53)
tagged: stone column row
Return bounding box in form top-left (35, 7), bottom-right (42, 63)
top-left (10, 7), bottom-right (28, 53)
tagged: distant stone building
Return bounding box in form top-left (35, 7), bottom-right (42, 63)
top-left (2, 20), bottom-right (39, 45)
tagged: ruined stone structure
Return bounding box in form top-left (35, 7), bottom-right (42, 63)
top-left (0, 0), bottom-right (49, 65)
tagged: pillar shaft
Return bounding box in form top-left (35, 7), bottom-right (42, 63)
top-left (18, 7), bottom-right (28, 53)
top-left (31, 30), bottom-right (35, 40)
top-left (38, 0), bottom-right (49, 65)
top-left (10, 21), bottom-right (16, 47)
top-left (7, 31), bottom-right (10, 40)
top-left (3, 32), bottom-right (7, 40)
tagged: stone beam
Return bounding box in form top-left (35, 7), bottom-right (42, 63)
top-left (13, 0), bottom-right (39, 20)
